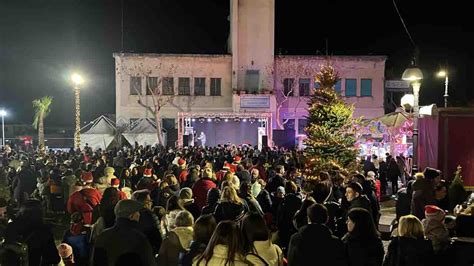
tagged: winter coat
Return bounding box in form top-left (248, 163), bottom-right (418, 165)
top-left (4, 220), bottom-right (60, 266)
top-left (383, 237), bottom-right (434, 266)
top-left (422, 218), bottom-right (450, 253)
top-left (287, 223), bottom-right (347, 266)
top-left (245, 240), bottom-right (284, 266)
top-left (214, 202), bottom-right (246, 223)
top-left (157, 226), bottom-right (193, 266)
top-left (447, 237), bottom-right (474, 266)
top-left (181, 240), bottom-right (207, 266)
top-left (62, 174), bottom-right (77, 203)
top-left (138, 208), bottom-right (163, 254)
top-left (92, 218), bottom-right (157, 266)
top-left (192, 178), bottom-right (217, 210)
top-left (67, 187), bottom-right (102, 225)
top-left (266, 175), bottom-right (286, 194)
top-left (236, 170), bottom-right (251, 184)
top-left (342, 234), bottom-right (384, 266)
top-left (411, 179), bottom-right (435, 219)
top-left (193, 244), bottom-right (247, 266)
top-left (277, 193), bottom-right (302, 249)
top-left (348, 195), bottom-right (373, 217)
top-left (242, 195), bottom-right (264, 216)
top-left (256, 189), bottom-right (272, 213)
top-left (12, 167), bottom-right (37, 203)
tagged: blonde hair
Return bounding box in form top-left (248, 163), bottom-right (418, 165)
top-left (414, 172), bottom-right (424, 180)
top-left (398, 214), bottom-right (424, 239)
top-left (219, 186), bottom-right (243, 205)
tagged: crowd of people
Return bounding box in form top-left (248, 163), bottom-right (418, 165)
top-left (0, 143), bottom-right (472, 266)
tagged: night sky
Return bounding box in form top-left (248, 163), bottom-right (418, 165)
top-left (1, 0), bottom-right (473, 127)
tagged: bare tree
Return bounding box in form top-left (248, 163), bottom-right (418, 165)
top-left (272, 61), bottom-right (315, 129)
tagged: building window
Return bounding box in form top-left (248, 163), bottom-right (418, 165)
top-left (178, 77), bottom-right (190, 95)
top-left (210, 78), bottom-right (221, 96)
top-left (194, 77), bottom-right (205, 96)
top-left (162, 118), bottom-right (175, 130)
top-left (162, 77), bottom-right (174, 95)
top-left (130, 76), bottom-right (141, 95)
top-left (335, 79), bottom-right (342, 94)
top-left (299, 78), bottom-right (310, 96)
top-left (361, 79), bottom-right (372, 96)
top-left (298, 119), bottom-right (308, 134)
top-left (146, 77), bottom-right (158, 95)
top-left (284, 119), bottom-right (295, 130)
top-left (283, 78), bottom-right (294, 96)
top-left (245, 70), bottom-right (260, 93)
top-left (345, 79), bottom-right (357, 97)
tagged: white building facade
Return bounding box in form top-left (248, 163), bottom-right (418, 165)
top-left (114, 0), bottom-right (386, 147)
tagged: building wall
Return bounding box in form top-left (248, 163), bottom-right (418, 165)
top-left (114, 53), bottom-right (233, 125)
top-left (230, 0), bottom-right (275, 92)
top-left (274, 55), bottom-right (386, 134)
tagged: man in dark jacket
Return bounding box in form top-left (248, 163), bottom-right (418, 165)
top-left (345, 182), bottom-right (375, 222)
top-left (287, 203), bottom-right (347, 266)
top-left (92, 199), bottom-right (157, 266)
top-left (132, 190), bottom-right (163, 255)
top-left (267, 165), bottom-right (286, 194)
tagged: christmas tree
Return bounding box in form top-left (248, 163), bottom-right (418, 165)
top-left (304, 64), bottom-right (359, 179)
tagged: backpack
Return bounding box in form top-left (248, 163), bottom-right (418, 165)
top-left (0, 232), bottom-right (34, 266)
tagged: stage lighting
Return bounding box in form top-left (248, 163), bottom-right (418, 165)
top-left (224, 118), bottom-right (229, 122)
top-left (191, 118), bottom-right (196, 122)
top-left (249, 118), bottom-right (256, 124)
top-left (242, 118), bottom-right (247, 122)
top-left (198, 117), bottom-right (205, 123)
top-left (207, 118), bottom-right (212, 122)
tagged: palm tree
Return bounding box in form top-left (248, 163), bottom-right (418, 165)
top-left (32, 96), bottom-right (53, 149)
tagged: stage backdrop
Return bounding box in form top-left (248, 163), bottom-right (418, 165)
top-left (192, 120), bottom-right (259, 146)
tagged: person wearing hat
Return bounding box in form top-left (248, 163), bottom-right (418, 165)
top-left (345, 182), bottom-right (374, 221)
top-left (177, 158), bottom-right (188, 184)
top-left (179, 187), bottom-right (200, 220)
top-left (422, 205), bottom-right (450, 253)
top-left (92, 199), bottom-right (157, 266)
top-left (57, 243), bottom-right (74, 266)
top-left (111, 178), bottom-right (128, 200)
top-left (67, 172), bottom-right (102, 225)
top-left (411, 171), bottom-right (437, 220)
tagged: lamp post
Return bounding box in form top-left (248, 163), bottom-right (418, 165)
top-left (0, 109), bottom-right (6, 147)
top-left (402, 67), bottom-right (423, 173)
top-left (437, 70), bottom-right (449, 108)
top-left (71, 73), bottom-right (84, 149)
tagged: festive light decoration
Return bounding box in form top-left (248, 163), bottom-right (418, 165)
top-left (304, 65), bottom-right (360, 179)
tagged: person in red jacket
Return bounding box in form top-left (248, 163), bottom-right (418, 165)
top-left (67, 172), bottom-right (102, 225)
top-left (192, 168), bottom-right (217, 210)
top-left (111, 178), bottom-right (128, 200)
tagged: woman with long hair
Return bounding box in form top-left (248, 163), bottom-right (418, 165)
top-left (342, 208), bottom-right (384, 266)
top-left (181, 214), bottom-right (217, 266)
top-left (383, 214), bottom-right (434, 266)
top-left (214, 186), bottom-right (247, 223)
top-left (242, 213), bottom-right (284, 266)
top-left (193, 221), bottom-right (246, 266)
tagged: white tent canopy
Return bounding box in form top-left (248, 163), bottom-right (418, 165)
top-left (122, 118), bottom-right (163, 147)
top-left (80, 115), bottom-right (116, 150)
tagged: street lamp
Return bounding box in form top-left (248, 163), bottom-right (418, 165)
top-left (437, 70), bottom-right (449, 108)
top-left (71, 73), bottom-right (84, 149)
top-left (402, 66), bottom-right (423, 173)
top-left (401, 94), bottom-right (415, 111)
top-left (0, 109), bottom-right (6, 147)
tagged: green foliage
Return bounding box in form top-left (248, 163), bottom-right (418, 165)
top-left (32, 96), bottom-right (53, 129)
top-left (448, 165), bottom-right (467, 210)
top-left (304, 65), bottom-right (359, 178)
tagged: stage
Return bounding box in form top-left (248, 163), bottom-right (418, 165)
top-left (177, 112), bottom-right (272, 148)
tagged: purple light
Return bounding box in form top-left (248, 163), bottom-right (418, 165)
top-left (242, 118), bottom-right (247, 122)
top-left (207, 118), bottom-right (212, 122)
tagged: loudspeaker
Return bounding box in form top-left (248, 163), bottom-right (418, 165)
top-left (166, 129), bottom-right (178, 148)
top-left (261, 135), bottom-right (268, 147)
top-left (183, 135), bottom-right (189, 147)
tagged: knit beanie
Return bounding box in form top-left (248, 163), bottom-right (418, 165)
top-left (57, 243), bottom-right (74, 262)
top-left (425, 205), bottom-right (445, 221)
